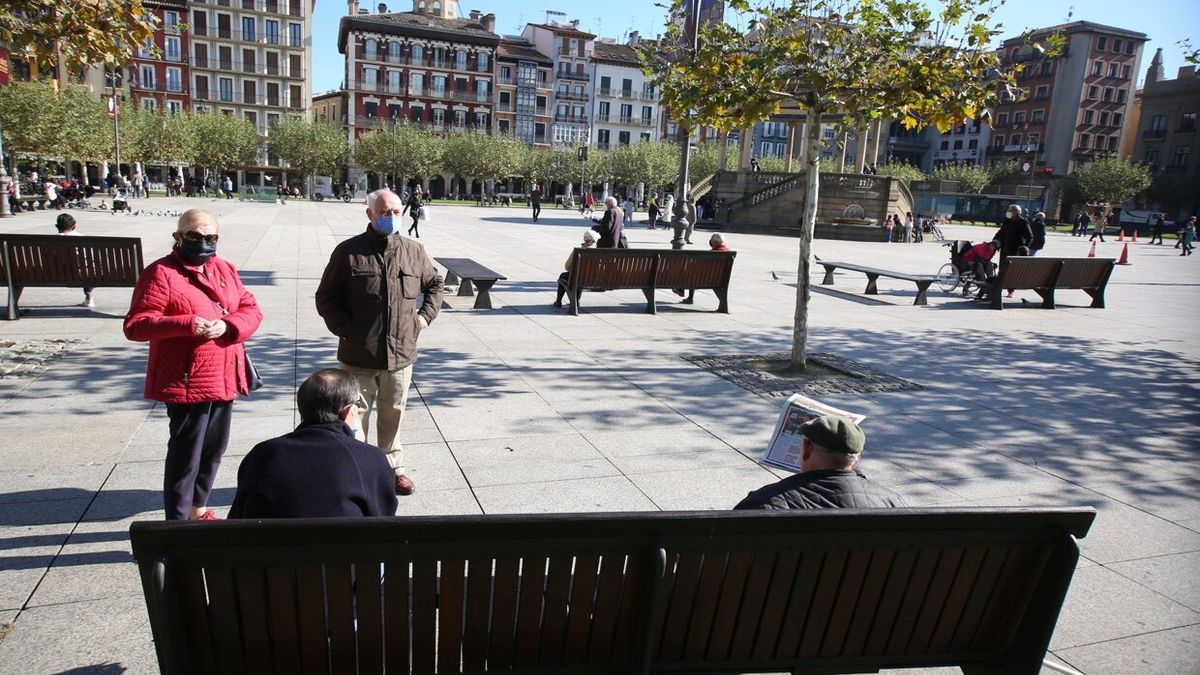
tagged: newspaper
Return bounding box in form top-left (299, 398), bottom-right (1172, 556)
top-left (762, 394), bottom-right (866, 472)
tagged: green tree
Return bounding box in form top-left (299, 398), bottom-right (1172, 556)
top-left (438, 133), bottom-right (523, 191)
top-left (608, 141), bottom-right (680, 197)
top-left (645, 0), bottom-right (1036, 369)
top-left (1073, 155), bottom-right (1153, 214)
top-left (0, 82), bottom-right (64, 168)
top-left (985, 158), bottom-right (1021, 184)
top-left (930, 162), bottom-right (990, 193)
top-left (689, 141), bottom-right (720, 180)
top-left (267, 117), bottom-right (348, 194)
top-left (57, 85), bottom-right (108, 166)
top-left (873, 161), bottom-right (926, 184)
top-left (0, 0), bottom-right (157, 73)
top-left (353, 124), bottom-right (441, 189)
top-left (754, 156), bottom-right (792, 173)
top-left (181, 112), bottom-right (261, 178)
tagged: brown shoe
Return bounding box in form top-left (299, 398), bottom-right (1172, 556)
top-left (395, 474), bottom-right (416, 495)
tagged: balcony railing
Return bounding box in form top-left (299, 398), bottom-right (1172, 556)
top-left (354, 117), bottom-right (494, 134)
top-left (596, 113), bottom-right (610, 122)
top-left (556, 70), bottom-right (590, 82)
top-left (596, 141), bottom-right (610, 150)
top-left (557, 91), bottom-right (589, 102)
top-left (1142, 128), bottom-right (1167, 139)
top-left (355, 54), bottom-right (491, 73)
top-left (554, 113), bottom-right (588, 124)
top-left (198, 28), bottom-right (306, 46)
top-left (211, 0), bottom-right (305, 17)
top-left (193, 57), bottom-right (305, 79)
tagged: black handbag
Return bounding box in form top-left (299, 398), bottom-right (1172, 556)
top-left (244, 351), bottom-right (263, 391)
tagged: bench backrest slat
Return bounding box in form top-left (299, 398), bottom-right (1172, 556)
top-left (132, 509), bottom-right (1092, 675)
top-left (1053, 258), bottom-right (1115, 288)
top-left (1002, 258), bottom-right (1062, 288)
top-left (571, 249), bottom-right (736, 290)
top-left (0, 234), bottom-right (143, 287)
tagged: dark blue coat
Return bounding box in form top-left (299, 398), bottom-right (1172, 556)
top-left (230, 422), bottom-right (398, 519)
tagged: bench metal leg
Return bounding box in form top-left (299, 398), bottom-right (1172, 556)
top-left (642, 288), bottom-right (656, 314)
top-left (821, 264), bottom-right (836, 285)
top-left (472, 280), bottom-right (497, 310)
top-left (714, 287), bottom-right (729, 313)
top-left (456, 279), bottom-right (474, 297)
top-left (444, 270), bottom-right (460, 286)
top-left (1037, 288), bottom-right (1055, 309)
top-left (913, 281), bottom-right (931, 306)
top-left (864, 273), bottom-right (879, 295)
top-left (568, 289), bottom-right (580, 315)
top-left (990, 286), bottom-right (1004, 310)
top-left (1085, 288), bottom-right (1104, 309)
top-left (5, 285), bottom-right (21, 321)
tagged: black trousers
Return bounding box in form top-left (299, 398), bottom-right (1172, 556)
top-left (164, 401), bottom-right (232, 520)
top-left (532, 202), bottom-right (541, 220)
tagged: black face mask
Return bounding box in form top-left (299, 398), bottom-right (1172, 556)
top-left (178, 238), bottom-right (217, 265)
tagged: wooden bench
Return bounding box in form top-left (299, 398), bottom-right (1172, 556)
top-left (820, 261), bottom-right (938, 305)
top-left (435, 257), bottom-right (507, 310)
top-left (567, 248), bottom-right (736, 315)
top-left (131, 507), bottom-right (1094, 675)
top-left (1, 234), bottom-right (144, 319)
top-left (977, 257), bottom-right (1115, 310)
top-left (14, 195), bottom-right (50, 211)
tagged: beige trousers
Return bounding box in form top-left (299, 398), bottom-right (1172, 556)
top-left (339, 362), bottom-right (414, 474)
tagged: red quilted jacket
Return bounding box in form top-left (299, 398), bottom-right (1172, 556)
top-left (124, 250), bottom-right (263, 404)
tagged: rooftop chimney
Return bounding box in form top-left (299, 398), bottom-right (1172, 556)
top-left (377, 3), bottom-right (387, 13)
top-left (469, 9), bottom-right (481, 20)
top-left (482, 13), bottom-right (496, 34)
top-left (628, 30), bottom-right (640, 46)
top-left (1179, 66), bottom-right (1196, 80)
top-left (1146, 47), bottom-right (1164, 85)
top-left (570, 19), bottom-right (580, 28)
top-left (347, 0), bottom-right (360, 15)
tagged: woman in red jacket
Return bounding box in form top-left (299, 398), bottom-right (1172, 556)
top-left (124, 209), bottom-right (263, 520)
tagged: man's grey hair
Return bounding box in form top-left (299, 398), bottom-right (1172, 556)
top-left (604, 196), bottom-right (618, 209)
top-left (710, 233), bottom-right (725, 245)
top-left (297, 368), bottom-right (361, 425)
top-left (1008, 204), bottom-right (1022, 215)
top-left (581, 230), bottom-right (598, 245)
top-left (366, 189), bottom-right (399, 212)
top-left (176, 208), bottom-right (217, 232)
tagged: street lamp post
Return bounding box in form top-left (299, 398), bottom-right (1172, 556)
top-left (0, 120), bottom-right (12, 218)
top-left (670, 0), bottom-right (702, 249)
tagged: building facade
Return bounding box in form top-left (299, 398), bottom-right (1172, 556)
top-left (494, 37), bottom-right (552, 145)
top-left (930, 119), bottom-right (991, 168)
top-left (521, 20), bottom-right (594, 146)
top-left (590, 36), bottom-right (658, 150)
top-left (312, 90), bottom-right (347, 127)
top-left (1132, 48), bottom-right (1199, 218)
top-left (130, 0), bottom-right (190, 115)
top-left (992, 21), bottom-right (1147, 212)
top-left (338, 0), bottom-right (500, 181)
top-left (189, 0), bottom-right (314, 184)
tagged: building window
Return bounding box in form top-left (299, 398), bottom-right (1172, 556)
top-left (455, 50), bottom-right (466, 70)
top-left (1097, 36), bottom-right (1107, 51)
top-left (387, 71), bottom-right (402, 93)
top-left (1108, 63), bottom-right (1119, 78)
top-left (1112, 38), bottom-right (1122, 53)
top-left (1181, 112), bottom-right (1197, 132)
top-left (1125, 41), bottom-right (1135, 55)
top-left (139, 37), bottom-right (154, 59)
top-left (1011, 133), bottom-right (1021, 145)
top-left (219, 77), bottom-right (233, 102)
top-left (289, 23), bottom-right (302, 47)
top-left (1040, 61), bottom-right (1052, 76)
top-left (139, 64), bottom-right (155, 89)
top-left (1172, 147), bottom-right (1189, 166)
top-left (997, 113), bottom-right (1008, 126)
top-left (1087, 86), bottom-right (1098, 100)
top-left (618, 131), bottom-right (630, 146)
top-left (1117, 89), bottom-right (1126, 103)
top-left (166, 67), bottom-right (182, 92)
top-left (940, 140), bottom-right (949, 150)
top-left (264, 20), bottom-right (279, 44)
top-left (388, 41), bottom-right (401, 61)
top-left (168, 100), bottom-right (183, 115)
top-left (968, 139), bottom-right (978, 149)
top-left (1103, 87), bottom-right (1114, 102)
top-left (363, 101), bottom-right (378, 118)
top-left (164, 10), bottom-right (180, 29)
top-left (1100, 111), bottom-right (1110, 126)
top-left (1094, 134), bottom-right (1104, 149)
top-left (1092, 60), bottom-right (1103, 76)
top-left (1034, 85), bottom-right (1048, 100)
top-left (245, 111), bottom-right (257, 129)
top-left (289, 85), bottom-right (301, 109)
top-left (953, 139), bottom-right (963, 150)
top-left (1150, 114), bottom-right (1166, 131)
top-left (243, 80), bottom-right (257, 104)
top-left (1031, 109), bottom-right (1044, 123)
top-left (364, 39), bottom-right (378, 59)
top-left (242, 16), bottom-right (256, 41)
top-left (165, 36), bottom-right (181, 62)
top-left (195, 75), bottom-right (210, 99)
top-left (641, 132), bottom-right (651, 142)
top-left (141, 97), bottom-right (157, 111)
top-left (1122, 65), bottom-right (1131, 79)
top-left (1014, 111), bottom-right (1026, 124)
top-left (1113, 112), bottom-right (1122, 126)
top-left (477, 52), bottom-right (489, 71)
top-left (408, 72), bottom-right (423, 95)
top-left (1107, 136), bottom-right (1118, 151)
top-left (1079, 133), bottom-right (1090, 148)
top-left (1145, 148), bottom-right (1159, 165)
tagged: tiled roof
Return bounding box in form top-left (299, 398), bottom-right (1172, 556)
top-left (1001, 20), bottom-right (1148, 45)
top-left (592, 42), bottom-right (641, 66)
top-left (528, 22), bottom-right (595, 39)
top-left (339, 11), bottom-right (499, 52)
top-left (497, 39), bottom-right (552, 63)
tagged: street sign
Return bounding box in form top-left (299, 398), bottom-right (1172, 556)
top-left (107, 96), bottom-right (119, 120)
top-left (577, 146), bottom-right (588, 162)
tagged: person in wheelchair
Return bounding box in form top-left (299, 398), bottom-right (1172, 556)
top-left (960, 240), bottom-right (1000, 295)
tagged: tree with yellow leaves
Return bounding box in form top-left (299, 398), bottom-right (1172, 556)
top-left (644, 0), bottom-right (1053, 370)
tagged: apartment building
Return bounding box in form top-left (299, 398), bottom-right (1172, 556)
top-left (521, 20), bottom-right (594, 146)
top-left (930, 119), bottom-right (991, 168)
top-left (590, 35), bottom-right (658, 150)
top-left (494, 37), bottom-right (552, 145)
top-left (130, 0), bottom-right (190, 115)
top-left (992, 21), bottom-right (1147, 210)
top-left (1132, 48), bottom-right (1199, 218)
top-left (339, 0), bottom-right (498, 148)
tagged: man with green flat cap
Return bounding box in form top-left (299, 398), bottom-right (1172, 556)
top-left (734, 415), bottom-right (908, 510)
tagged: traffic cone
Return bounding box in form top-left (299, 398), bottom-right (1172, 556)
top-left (1087, 241), bottom-right (1097, 258)
top-left (1132, 230), bottom-right (1138, 242)
top-left (1117, 243), bottom-right (1131, 265)
top-left (1117, 229), bottom-right (1125, 241)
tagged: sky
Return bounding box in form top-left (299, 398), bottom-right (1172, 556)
top-left (311, 0), bottom-right (1200, 94)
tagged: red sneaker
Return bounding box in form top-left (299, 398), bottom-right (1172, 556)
top-left (196, 510), bottom-right (221, 521)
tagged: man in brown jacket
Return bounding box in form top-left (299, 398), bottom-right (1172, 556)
top-left (316, 189), bottom-right (444, 495)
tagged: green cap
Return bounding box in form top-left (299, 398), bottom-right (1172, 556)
top-left (800, 415), bottom-right (865, 455)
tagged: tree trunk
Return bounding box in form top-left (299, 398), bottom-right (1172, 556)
top-left (791, 109), bottom-right (824, 371)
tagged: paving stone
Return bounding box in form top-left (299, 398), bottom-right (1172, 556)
top-left (0, 595), bottom-right (157, 674)
top-left (1107, 551), bottom-right (1200, 613)
top-left (473, 475), bottom-right (657, 514)
top-left (0, 465), bottom-right (113, 504)
top-left (1055, 623), bottom-right (1200, 675)
top-left (1049, 565), bottom-right (1200, 650)
top-left (628, 464), bottom-right (782, 511)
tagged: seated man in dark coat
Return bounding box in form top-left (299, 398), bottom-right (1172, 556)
top-left (734, 415), bottom-right (908, 510)
top-left (230, 368), bottom-right (399, 518)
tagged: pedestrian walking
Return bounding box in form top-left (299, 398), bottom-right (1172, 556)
top-left (402, 187), bottom-right (423, 238)
top-left (647, 195), bottom-right (661, 230)
top-left (1074, 211), bottom-right (1089, 237)
top-left (1150, 213), bottom-right (1165, 245)
top-left (222, 176), bottom-right (234, 199)
top-left (530, 183), bottom-right (542, 222)
top-left (903, 212), bottom-right (914, 243)
top-left (124, 209), bottom-right (263, 520)
top-left (623, 195), bottom-right (635, 227)
top-left (995, 204), bottom-right (1032, 298)
top-left (884, 214), bottom-right (895, 242)
top-left (1089, 210), bottom-right (1106, 242)
top-left (662, 193), bottom-right (675, 229)
top-left (591, 196), bottom-right (626, 248)
top-left (1180, 216), bottom-right (1196, 256)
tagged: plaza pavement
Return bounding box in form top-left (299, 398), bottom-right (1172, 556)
top-left (0, 196), bottom-right (1196, 674)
